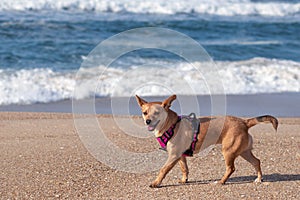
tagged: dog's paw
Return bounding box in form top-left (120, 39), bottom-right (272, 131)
top-left (178, 178), bottom-right (188, 184)
top-left (149, 182), bottom-right (161, 188)
top-left (213, 180), bottom-right (225, 185)
top-left (254, 177), bottom-right (263, 183)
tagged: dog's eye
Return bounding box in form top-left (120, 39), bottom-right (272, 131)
top-left (154, 111), bottom-right (159, 115)
top-left (143, 111), bottom-right (147, 115)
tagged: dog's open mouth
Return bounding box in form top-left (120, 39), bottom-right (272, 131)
top-left (148, 120), bottom-right (160, 131)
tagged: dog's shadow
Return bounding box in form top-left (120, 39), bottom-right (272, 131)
top-left (161, 173), bottom-right (300, 188)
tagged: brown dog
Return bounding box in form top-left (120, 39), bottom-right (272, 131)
top-left (135, 94), bottom-right (278, 188)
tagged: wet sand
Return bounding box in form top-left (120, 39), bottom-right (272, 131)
top-left (0, 93), bottom-right (299, 117)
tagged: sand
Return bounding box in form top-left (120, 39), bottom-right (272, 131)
top-left (0, 112), bottom-right (299, 199)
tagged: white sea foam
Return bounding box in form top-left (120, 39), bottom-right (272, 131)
top-left (0, 58), bottom-right (299, 105)
top-left (0, 68), bottom-right (75, 105)
top-left (0, 0), bottom-right (300, 17)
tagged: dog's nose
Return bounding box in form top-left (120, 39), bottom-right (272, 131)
top-left (146, 119), bottom-right (151, 125)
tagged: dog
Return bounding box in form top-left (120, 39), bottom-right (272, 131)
top-left (135, 94), bottom-right (278, 188)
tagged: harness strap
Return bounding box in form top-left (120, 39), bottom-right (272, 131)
top-left (157, 113), bottom-right (200, 157)
top-left (157, 116), bottom-right (181, 149)
top-left (182, 113), bottom-right (200, 157)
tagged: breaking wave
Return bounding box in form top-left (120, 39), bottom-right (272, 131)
top-left (0, 0), bottom-right (300, 18)
top-left (0, 57), bottom-right (299, 105)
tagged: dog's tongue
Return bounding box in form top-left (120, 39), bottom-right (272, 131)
top-left (148, 125), bottom-right (155, 131)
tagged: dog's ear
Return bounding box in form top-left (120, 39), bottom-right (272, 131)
top-left (161, 95), bottom-right (176, 111)
top-left (135, 95), bottom-right (147, 107)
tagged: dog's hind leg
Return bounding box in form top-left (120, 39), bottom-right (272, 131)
top-left (240, 149), bottom-right (262, 183)
top-left (218, 152), bottom-right (237, 184)
top-left (178, 156), bottom-right (189, 183)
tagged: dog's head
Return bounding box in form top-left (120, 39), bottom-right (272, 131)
top-left (135, 94), bottom-right (177, 132)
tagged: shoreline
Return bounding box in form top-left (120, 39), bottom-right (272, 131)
top-left (0, 92), bottom-right (299, 117)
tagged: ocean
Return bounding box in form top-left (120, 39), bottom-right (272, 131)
top-left (0, 0), bottom-right (299, 106)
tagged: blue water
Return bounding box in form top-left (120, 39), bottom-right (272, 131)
top-left (0, 0), bottom-right (299, 105)
top-left (1, 11), bottom-right (300, 70)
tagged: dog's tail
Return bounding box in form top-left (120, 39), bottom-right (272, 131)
top-left (245, 115), bottom-right (278, 131)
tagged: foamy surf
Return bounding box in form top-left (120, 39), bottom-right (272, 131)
top-left (0, 58), bottom-right (299, 105)
top-left (0, 0), bottom-right (300, 18)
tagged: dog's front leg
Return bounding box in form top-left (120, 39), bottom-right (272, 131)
top-left (150, 155), bottom-right (181, 188)
top-left (178, 156), bottom-right (188, 183)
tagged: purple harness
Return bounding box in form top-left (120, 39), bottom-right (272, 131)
top-left (156, 113), bottom-right (200, 157)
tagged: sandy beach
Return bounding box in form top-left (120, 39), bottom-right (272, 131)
top-left (0, 112), bottom-right (299, 199)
